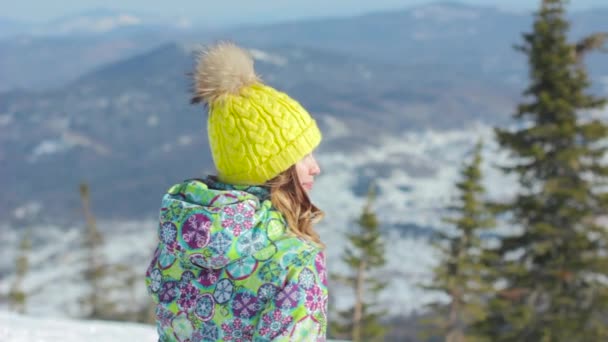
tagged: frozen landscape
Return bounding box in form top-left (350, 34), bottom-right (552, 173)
top-left (1, 2), bottom-right (607, 340)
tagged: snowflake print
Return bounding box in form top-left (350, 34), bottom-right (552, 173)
top-left (197, 267), bottom-right (222, 287)
top-left (236, 229), bottom-right (267, 255)
top-left (257, 283), bottom-right (279, 303)
top-left (290, 316), bottom-right (322, 342)
top-left (265, 218), bottom-right (286, 240)
top-left (298, 268), bottom-right (315, 290)
top-left (214, 278), bottom-right (234, 304)
top-left (160, 222), bottom-right (177, 244)
top-left (208, 231), bottom-right (232, 254)
top-left (258, 261), bottom-right (283, 283)
top-left (221, 202), bottom-right (254, 237)
top-left (202, 321), bottom-right (219, 341)
top-left (192, 321), bottom-right (219, 341)
top-left (275, 283), bottom-right (301, 309)
top-left (231, 291), bottom-right (259, 319)
top-left (159, 281), bottom-right (178, 303)
top-left (305, 284), bottom-right (324, 312)
top-left (179, 271), bottom-right (196, 285)
top-left (149, 268), bottom-right (162, 293)
top-left (171, 312), bottom-right (194, 342)
top-left (282, 251), bottom-right (310, 267)
top-left (226, 257), bottom-right (258, 280)
top-left (160, 202), bottom-right (182, 222)
top-left (181, 213), bottom-right (211, 249)
top-left (158, 246), bottom-right (176, 269)
top-left (156, 305), bottom-right (173, 327)
top-left (258, 309), bottom-right (293, 339)
top-left (195, 294), bottom-right (215, 321)
top-left (177, 282), bottom-right (201, 311)
top-left (221, 317), bottom-right (254, 342)
top-left (252, 243), bottom-right (278, 261)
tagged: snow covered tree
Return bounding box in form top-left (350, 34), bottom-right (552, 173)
top-left (424, 141), bottom-right (495, 342)
top-left (8, 229), bottom-right (32, 314)
top-left (331, 183), bottom-right (388, 342)
top-left (476, 1), bottom-right (608, 340)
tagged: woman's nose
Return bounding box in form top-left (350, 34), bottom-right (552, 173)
top-left (310, 156), bottom-right (321, 175)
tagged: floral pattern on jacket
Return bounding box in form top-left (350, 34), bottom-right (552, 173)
top-left (146, 178), bottom-right (328, 341)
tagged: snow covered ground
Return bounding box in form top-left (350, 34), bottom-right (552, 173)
top-left (0, 122), bottom-right (520, 320)
top-left (0, 311), bottom-right (158, 342)
top-left (0, 312), bottom-right (349, 342)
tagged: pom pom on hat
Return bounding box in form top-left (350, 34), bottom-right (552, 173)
top-left (191, 42), bottom-right (260, 104)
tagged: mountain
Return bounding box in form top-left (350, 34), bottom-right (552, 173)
top-left (1, 2), bottom-right (607, 326)
top-left (0, 9), bottom-right (203, 92)
top-left (3, 2), bottom-right (608, 223)
top-left (0, 42), bottom-right (517, 223)
top-left (10, 8), bottom-right (195, 37)
top-left (0, 35), bottom-right (176, 92)
top-left (225, 3), bottom-right (608, 87)
top-left (2, 2), bottom-right (606, 92)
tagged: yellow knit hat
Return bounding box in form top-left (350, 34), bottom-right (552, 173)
top-left (191, 42), bottom-right (322, 185)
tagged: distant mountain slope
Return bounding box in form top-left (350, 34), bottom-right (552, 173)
top-left (1, 3), bottom-right (606, 91)
top-left (1, 42), bottom-right (515, 221)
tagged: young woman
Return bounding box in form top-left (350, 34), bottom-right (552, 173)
top-left (146, 42), bottom-right (328, 341)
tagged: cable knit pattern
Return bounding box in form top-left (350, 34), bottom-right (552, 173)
top-left (193, 42), bottom-right (322, 185)
top-left (208, 84), bottom-right (321, 185)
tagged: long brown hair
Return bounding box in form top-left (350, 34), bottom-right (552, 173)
top-left (266, 165), bottom-right (325, 247)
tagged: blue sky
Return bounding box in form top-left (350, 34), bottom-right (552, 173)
top-left (1, 0), bottom-right (606, 27)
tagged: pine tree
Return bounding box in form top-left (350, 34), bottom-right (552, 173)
top-left (331, 183), bottom-right (388, 342)
top-left (425, 141), bottom-right (495, 342)
top-left (79, 182), bottom-right (109, 319)
top-left (8, 229), bottom-right (32, 314)
top-left (476, 1), bottom-right (608, 340)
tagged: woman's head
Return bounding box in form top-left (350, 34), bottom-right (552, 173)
top-left (266, 156), bottom-right (324, 247)
top-left (191, 42), bottom-right (322, 186)
top-left (191, 42), bottom-right (325, 245)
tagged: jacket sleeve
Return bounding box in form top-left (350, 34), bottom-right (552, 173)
top-left (252, 249), bottom-right (328, 342)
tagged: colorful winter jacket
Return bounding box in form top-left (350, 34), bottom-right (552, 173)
top-left (145, 177), bottom-right (328, 341)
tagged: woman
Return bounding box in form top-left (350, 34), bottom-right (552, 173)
top-left (145, 42), bottom-right (328, 341)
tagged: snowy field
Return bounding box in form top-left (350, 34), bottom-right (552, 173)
top-left (0, 312), bottom-right (349, 342)
top-left (1, 123), bottom-right (522, 320)
top-left (1, 311), bottom-right (158, 342)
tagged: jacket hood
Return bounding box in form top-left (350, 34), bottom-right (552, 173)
top-left (158, 177), bottom-right (287, 269)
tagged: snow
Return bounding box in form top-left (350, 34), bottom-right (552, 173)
top-left (0, 311), bottom-right (157, 342)
top-left (52, 14), bottom-right (142, 35)
top-left (28, 140), bottom-right (70, 162)
top-left (249, 49), bottom-right (288, 67)
top-left (0, 122), bottom-right (521, 320)
top-left (0, 311), bottom-right (348, 342)
top-left (314, 122), bottom-right (519, 315)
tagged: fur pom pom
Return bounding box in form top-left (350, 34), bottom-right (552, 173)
top-left (191, 42), bottom-right (259, 104)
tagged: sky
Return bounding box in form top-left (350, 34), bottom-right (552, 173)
top-left (1, 0), bottom-right (606, 27)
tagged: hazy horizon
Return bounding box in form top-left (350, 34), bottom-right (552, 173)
top-left (2, 0), bottom-right (606, 28)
